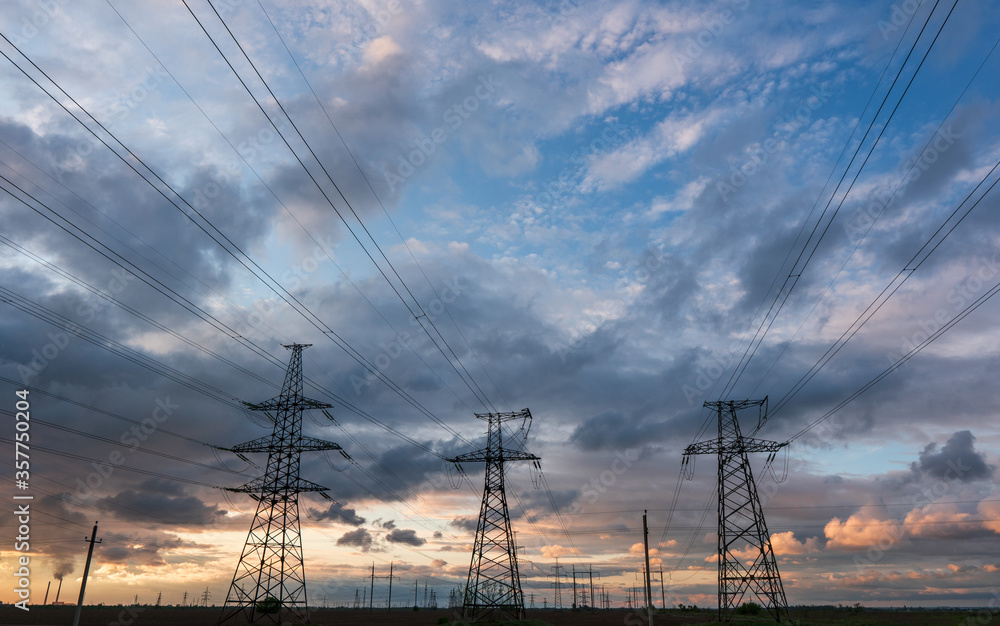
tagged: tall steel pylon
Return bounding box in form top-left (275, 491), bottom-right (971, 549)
top-left (447, 409), bottom-right (540, 621)
top-left (218, 344), bottom-right (344, 625)
top-left (683, 398), bottom-right (790, 622)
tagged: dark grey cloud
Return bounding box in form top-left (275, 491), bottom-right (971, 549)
top-left (95, 479), bottom-right (227, 526)
top-left (336, 528), bottom-right (374, 552)
top-left (306, 501), bottom-right (366, 526)
top-left (386, 528), bottom-right (425, 547)
top-left (569, 409), bottom-right (670, 452)
top-left (911, 430), bottom-right (993, 483)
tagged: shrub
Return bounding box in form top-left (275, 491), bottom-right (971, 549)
top-left (736, 601), bottom-right (762, 615)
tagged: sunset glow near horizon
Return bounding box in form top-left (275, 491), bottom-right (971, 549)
top-left (2, 0), bottom-right (1000, 611)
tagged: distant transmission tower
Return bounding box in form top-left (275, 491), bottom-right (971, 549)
top-left (218, 344), bottom-right (344, 625)
top-left (684, 398), bottom-right (790, 622)
top-left (447, 409), bottom-right (540, 621)
top-left (552, 558), bottom-right (563, 609)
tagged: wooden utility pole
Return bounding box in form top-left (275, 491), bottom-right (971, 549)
top-left (659, 566), bottom-right (666, 608)
top-left (387, 561), bottom-right (396, 612)
top-left (72, 521), bottom-right (101, 626)
top-left (572, 564), bottom-right (577, 608)
top-left (588, 566), bottom-right (595, 608)
top-left (642, 511), bottom-right (653, 624)
top-left (369, 562), bottom-right (375, 612)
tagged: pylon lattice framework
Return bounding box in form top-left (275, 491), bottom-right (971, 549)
top-left (218, 344), bottom-right (344, 625)
top-left (684, 398), bottom-right (790, 622)
top-left (447, 409), bottom-right (540, 622)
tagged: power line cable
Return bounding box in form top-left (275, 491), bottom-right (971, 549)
top-left (0, 31), bottom-right (466, 445)
top-left (251, 0), bottom-right (513, 412)
top-left (187, 0), bottom-right (498, 413)
top-left (718, 0), bottom-right (950, 401)
top-left (99, 0), bottom-right (479, 418)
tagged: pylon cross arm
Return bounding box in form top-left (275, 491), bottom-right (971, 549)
top-left (243, 397), bottom-right (332, 412)
top-left (447, 451), bottom-right (539, 464)
top-left (298, 436), bottom-right (343, 452)
top-left (448, 450), bottom-right (490, 463)
top-left (227, 436), bottom-right (273, 453)
top-left (223, 477), bottom-right (330, 495)
top-left (684, 438), bottom-right (787, 455)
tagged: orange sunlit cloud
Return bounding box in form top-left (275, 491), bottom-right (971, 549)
top-left (978, 500), bottom-right (1000, 533)
top-left (770, 531), bottom-right (820, 555)
top-left (628, 542), bottom-right (660, 556)
top-left (540, 544), bottom-right (580, 558)
top-left (903, 504), bottom-right (976, 538)
top-left (824, 505), bottom-right (903, 551)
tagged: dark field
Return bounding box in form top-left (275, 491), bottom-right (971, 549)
top-left (0, 605), bottom-right (995, 626)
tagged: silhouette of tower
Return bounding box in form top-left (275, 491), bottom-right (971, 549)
top-left (684, 398), bottom-right (790, 622)
top-left (448, 409), bottom-right (540, 621)
top-left (218, 344), bottom-right (343, 625)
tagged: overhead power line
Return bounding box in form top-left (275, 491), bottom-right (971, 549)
top-left (717, 0), bottom-right (953, 401)
top-left (184, 0), bottom-right (500, 414)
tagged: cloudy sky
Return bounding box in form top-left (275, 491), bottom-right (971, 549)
top-left (1, 0), bottom-right (1000, 611)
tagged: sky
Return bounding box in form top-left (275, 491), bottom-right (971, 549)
top-left (1, 0), bottom-right (1000, 612)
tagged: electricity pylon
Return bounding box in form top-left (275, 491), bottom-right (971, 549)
top-left (447, 409), bottom-right (540, 621)
top-left (683, 398), bottom-right (790, 622)
top-left (218, 344), bottom-right (344, 625)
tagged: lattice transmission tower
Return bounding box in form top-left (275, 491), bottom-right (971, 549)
top-left (447, 409), bottom-right (541, 621)
top-left (218, 343), bottom-right (344, 625)
top-left (683, 398), bottom-right (790, 622)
